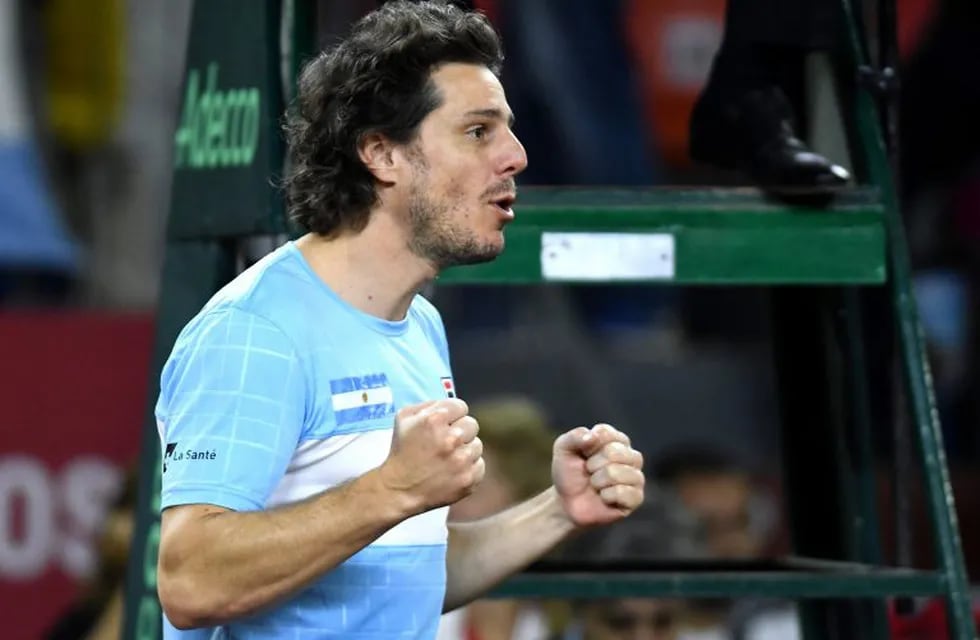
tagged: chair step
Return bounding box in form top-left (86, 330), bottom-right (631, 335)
top-left (439, 187), bottom-right (886, 286)
top-left (491, 557), bottom-right (945, 599)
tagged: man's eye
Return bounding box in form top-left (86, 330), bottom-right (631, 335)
top-left (467, 126), bottom-right (487, 140)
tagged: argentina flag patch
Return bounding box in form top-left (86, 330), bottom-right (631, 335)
top-left (330, 373), bottom-right (395, 427)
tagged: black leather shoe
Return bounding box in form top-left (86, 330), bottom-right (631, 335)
top-left (689, 85), bottom-right (850, 197)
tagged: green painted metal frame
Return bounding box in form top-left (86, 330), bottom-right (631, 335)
top-left (840, 0), bottom-right (977, 637)
top-left (119, 0), bottom-right (977, 637)
top-left (477, 1), bottom-right (978, 636)
top-left (439, 187), bottom-right (886, 285)
top-left (769, 285), bottom-right (891, 640)
top-left (497, 569), bottom-right (944, 600)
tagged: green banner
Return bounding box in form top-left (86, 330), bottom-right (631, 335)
top-left (165, 0), bottom-right (288, 241)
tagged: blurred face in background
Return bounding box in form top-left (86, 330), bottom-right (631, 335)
top-left (98, 505), bottom-right (134, 572)
top-left (449, 448), bottom-right (515, 521)
top-left (583, 599), bottom-right (680, 640)
top-left (673, 472), bottom-right (760, 559)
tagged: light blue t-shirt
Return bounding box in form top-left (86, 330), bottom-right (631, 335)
top-left (156, 241), bottom-right (456, 639)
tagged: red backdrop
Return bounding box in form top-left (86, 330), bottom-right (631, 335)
top-left (0, 312), bottom-right (152, 640)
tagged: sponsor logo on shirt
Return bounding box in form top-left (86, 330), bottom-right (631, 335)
top-left (163, 441), bottom-right (178, 472)
top-left (163, 441), bottom-right (217, 473)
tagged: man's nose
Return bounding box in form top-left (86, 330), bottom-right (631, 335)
top-left (499, 129), bottom-right (528, 177)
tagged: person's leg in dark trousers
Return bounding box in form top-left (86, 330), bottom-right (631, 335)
top-left (689, 0), bottom-right (850, 195)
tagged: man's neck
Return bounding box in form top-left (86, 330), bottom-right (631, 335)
top-left (295, 217), bottom-right (436, 322)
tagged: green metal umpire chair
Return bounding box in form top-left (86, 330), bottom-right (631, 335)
top-left (121, 2), bottom-right (977, 639)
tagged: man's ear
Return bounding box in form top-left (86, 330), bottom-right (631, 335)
top-left (357, 132), bottom-right (398, 184)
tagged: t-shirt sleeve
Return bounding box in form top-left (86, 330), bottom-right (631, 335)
top-left (415, 295), bottom-right (452, 371)
top-left (156, 306), bottom-right (308, 512)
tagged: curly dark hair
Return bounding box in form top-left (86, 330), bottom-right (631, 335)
top-left (282, 1), bottom-right (504, 237)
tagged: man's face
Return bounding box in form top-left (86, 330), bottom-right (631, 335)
top-left (403, 63), bottom-right (527, 269)
top-left (584, 599), bottom-right (680, 640)
top-left (674, 472), bottom-right (760, 559)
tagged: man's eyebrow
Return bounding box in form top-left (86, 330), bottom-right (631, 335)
top-left (462, 108), bottom-right (515, 128)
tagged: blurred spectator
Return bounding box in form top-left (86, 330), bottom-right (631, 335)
top-left (0, 0), bottom-right (78, 304)
top-left (570, 485), bottom-right (705, 564)
top-left (652, 445), bottom-right (794, 640)
top-left (900, 0), bottom-right (980, 460)
top-left (900, 0), bottom-right (980, 203)
top-left (40, 0), bottom-right (124, 154)
top-left (12, 0), bottom-right (187, 308)
top-left (555, 599), bottom-right (683, 640)
top-left (37, 0), bottom-right (125, 248)
top-left (33, 0), bottom-right (136, 307)
top-left (553, 488), bottom-right (698, 640)
top-left (43, 467), bottom-right (137, 640)
top-left (653, 446), bottom-right (776, 561)
top-left (437, 396), bottom-right (560, 640)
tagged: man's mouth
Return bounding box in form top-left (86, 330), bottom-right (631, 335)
top-left (490, 193), bottom-right (516, 214)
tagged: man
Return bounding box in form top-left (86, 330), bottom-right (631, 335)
top-left (653, 447), bottom-right (770, 561)
top-left (155, 2), bottom-right (645, 639)
top-left (653, 446), bottom-right (795, 640)
top-left (572, 599), bottom-right (682, 640)
top-left (549, 489), bottom-right (694, 640)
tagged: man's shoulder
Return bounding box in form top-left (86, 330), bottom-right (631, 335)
top-left (209, 243), bottom-right (310, 313)
top-left (408, 291), bottom-right (444, 328)
top-left (408, 292), bottom-right (450, 367)
top-left (176, 244), bottom-right (317, 348)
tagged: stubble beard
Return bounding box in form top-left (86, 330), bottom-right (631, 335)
top-left (406, 162), bottom-right (502, 271)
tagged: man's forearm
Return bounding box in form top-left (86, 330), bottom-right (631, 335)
top-left (444, 486), bottom-right (577, 611)
top-left (159, 468), bottom-right (413, 628)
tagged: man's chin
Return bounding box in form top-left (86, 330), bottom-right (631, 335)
top-left (474, 237), bottom-right (506, 263)
top-left (440, 242), bottom-right (504, 270)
